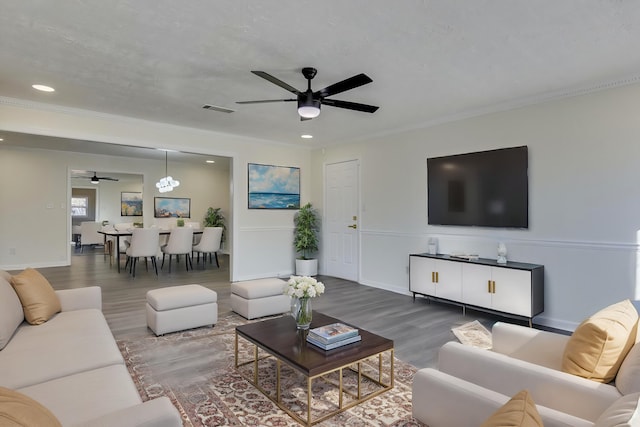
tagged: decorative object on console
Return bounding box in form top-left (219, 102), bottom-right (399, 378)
top-left (155, 150), bottom-right (180, 193)
top-left (293, 202), bottom-right (319, 276)
top-left (428, 237), bottom-right (438, 255)
top-left (497, 242), bottom-right (507, 264)
top-left (284, 276), bottom-right (325, 330)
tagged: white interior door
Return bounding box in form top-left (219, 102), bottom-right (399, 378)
top-left (325, 160), bottom-right (359, 281)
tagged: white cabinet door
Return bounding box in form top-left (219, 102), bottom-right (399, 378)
top-left (491, 268), bottom-right (532, 317)
top-left (410, 256), bottom-right (436, 296)
top-left (433, 259), bottom-right (462, 301)
top-left (461, 263), bottom-right (493, 308)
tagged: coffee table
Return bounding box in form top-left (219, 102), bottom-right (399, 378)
top-left (235, 311), bottom-right (394, 426)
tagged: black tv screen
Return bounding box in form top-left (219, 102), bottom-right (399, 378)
top-left (427, 146), bottom-right (528, 228)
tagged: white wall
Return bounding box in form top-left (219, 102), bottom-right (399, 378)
top-left (311, 83), bottom-right (640, 330)
top-left (0, 100), bottom-right (311, 280)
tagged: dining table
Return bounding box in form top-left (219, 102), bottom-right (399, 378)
top-left (98, 228), bottom-right (203, 273)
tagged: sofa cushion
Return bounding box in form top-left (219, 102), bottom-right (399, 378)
top-left (480, 389), bottom-right (544, 427)
top-left (0, 277), bottom-right (24, 350)
top-left (0, 386), bottom-right (62, 427)
top-left (617, 343), bottom-right (640, 395)
top-left (17, 365), bottom-right (141, 427)
top-left (10, 268), bottom-right (61, 325)
top-left (0, 309), bottom-right (124, 389)
top-left (562, 299), bottom-right (638, 383)
top-left (594, 392), bottom-right (640, 427)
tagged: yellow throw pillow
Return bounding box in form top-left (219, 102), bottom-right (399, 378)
top-left (0, 386), bottom-right (62, 427)
top-left (480, 390), bottom-right (544, 427)
top-left (562, 299), bottom-right (638, 383)
top-left (9, 268), bottom-right (61, 325)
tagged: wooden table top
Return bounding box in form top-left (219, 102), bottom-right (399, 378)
top-left (236, 311), bottom-right (394, 377)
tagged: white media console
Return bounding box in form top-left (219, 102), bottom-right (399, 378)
top-left (409, 253), bottom-right (544, 325)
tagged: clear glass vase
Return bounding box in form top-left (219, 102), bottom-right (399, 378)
top-left (291, 297), bottom-right (312, 330)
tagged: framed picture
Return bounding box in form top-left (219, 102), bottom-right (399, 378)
top-left (248, 163), bottom-right (300, 209)
top-left (154, 197), bottom-right (191, 218)
top-left (121, 192), bottom-right (143, 216)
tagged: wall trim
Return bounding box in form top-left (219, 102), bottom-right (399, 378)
top-left (360, 229), bottom-right (639, 251)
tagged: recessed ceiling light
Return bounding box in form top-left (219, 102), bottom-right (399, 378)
top-left (301, 134), bottom-right (313, 139)
top-left (32, 84), bottom-right (55, 92)
top-left (206, 160), bottom-right (215, 164)
top-left (0, 138), bottom-right (4, 142)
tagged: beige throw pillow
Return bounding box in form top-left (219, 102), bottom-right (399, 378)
top-left (0, 386), bottom-right (62, 427)
top-left (480, 390), bottom-right (544, 427)
top-left (10, 268), bottom-right (61, 325)
top-left (562, 299), bottom-right (638, 383)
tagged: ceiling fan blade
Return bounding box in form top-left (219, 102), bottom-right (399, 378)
top-left (321, 98), bottom-right (379, 113)
top-left (98, 177), bottom-right (119, 181)
top-left (251, 71), bottom-right (301, 95)
top-left (315, 73), bottom-right (373, 98)
top-left (236, 99), bottom-right (296, 104)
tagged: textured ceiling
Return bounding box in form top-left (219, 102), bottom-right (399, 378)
top-left (2, 1), bottom-right (640, 149)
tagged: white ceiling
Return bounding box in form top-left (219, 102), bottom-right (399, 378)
top-left (2, 1), bottom-right (640, 150)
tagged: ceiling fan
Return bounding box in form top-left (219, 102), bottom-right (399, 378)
top-left (236, 67), bottom-right (379, 120)
top-left (76, 172), bottom-right (119, 183)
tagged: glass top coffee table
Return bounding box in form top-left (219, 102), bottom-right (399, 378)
top-left (235, 311), bottom-right (394, 426)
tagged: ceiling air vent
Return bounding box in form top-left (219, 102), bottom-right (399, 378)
top-left (202, 104), bottom-right (235, 113)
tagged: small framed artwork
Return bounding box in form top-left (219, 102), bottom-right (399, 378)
top-left (248, 163), bottom-right (300, 209)
top-left (121, 192), bottom-right (143, 216)
top-left (154, 197), bottom-right (191, 218)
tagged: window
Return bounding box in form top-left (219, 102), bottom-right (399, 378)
top-left (71, 197), bottom-right (89, 217)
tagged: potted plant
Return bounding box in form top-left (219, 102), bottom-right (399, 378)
top-left (203, 207), bottom-right (226, 241)
top-left (293, 202), bottom-right (319, 276)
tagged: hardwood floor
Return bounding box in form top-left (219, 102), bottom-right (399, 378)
top-left (24, 246), bottom-right (509, 369)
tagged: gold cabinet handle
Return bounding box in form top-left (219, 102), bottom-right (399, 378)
top-left (347, 224), bottom-right (357, 229)
top-left (431, 271), bottom-right (435, 283)
top-left (435, 271), bottom-right (439, 283)
top-left (492, 281), bottom-right (496, 293)
top-left (488, 280), bottom-right (492, 293)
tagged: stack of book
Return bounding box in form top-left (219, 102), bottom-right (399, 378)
top-left (306, 322), bottom-right (361, 350)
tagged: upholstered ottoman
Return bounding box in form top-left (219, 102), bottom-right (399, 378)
top-left (146, 284), bottom-right (218, 335)
top-left (230, 278), bottom-right (291, 319)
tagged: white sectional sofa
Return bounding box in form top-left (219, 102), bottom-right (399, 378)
top-left (0, 270), bottom-right (181, 427)
top-left (413, 320), bottom-right (640, 426)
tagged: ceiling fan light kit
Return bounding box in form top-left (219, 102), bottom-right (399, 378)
top-left (237, 66), bottom-right (378, 120)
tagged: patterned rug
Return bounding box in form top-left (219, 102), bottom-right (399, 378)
top-left (451, 320), bottom-right (492, 349)
top-left (117, 313), bottom-right (426, 426)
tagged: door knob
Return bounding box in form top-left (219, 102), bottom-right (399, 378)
top-left (347, 224), bottom-right (357, 229)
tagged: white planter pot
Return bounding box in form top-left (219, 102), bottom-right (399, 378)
top-left (295, 259), bottom-right (318, 276)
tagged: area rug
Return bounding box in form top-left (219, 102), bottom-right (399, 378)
top-left (451, 320), bottom-right (492, 349)
top-left (117, 313), bottom-right (426, 426)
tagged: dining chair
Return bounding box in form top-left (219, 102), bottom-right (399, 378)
top-left (186, 222), bottom-right (202, 244)
top-left (125, 228), bottom-right (160, 277)
top-left (192, 227), bottom-right (223, 268)
top-left (79, 221), bottom-right (103, 252)
top-left (161, 227), bottom-right (194, 273)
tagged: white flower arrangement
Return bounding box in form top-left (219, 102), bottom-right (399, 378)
top-left (284, 275), bottom-right (325, 299)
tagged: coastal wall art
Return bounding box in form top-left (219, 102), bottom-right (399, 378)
top-left (154, 197), bottom-right (191, 218)
top-left (121, 192), bottom-right (143, 216)
top-left (248, 163), bottom-right (300, 209)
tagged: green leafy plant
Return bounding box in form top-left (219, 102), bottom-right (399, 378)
top-left (293, 202), bottom-right (319, 260)
top-left (203, 207), bottom-right (226, 241)
top-left (176, 219), bottom-right (184, 227)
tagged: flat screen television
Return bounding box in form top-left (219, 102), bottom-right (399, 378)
top-left (427, 146), bottom-right (528, 228)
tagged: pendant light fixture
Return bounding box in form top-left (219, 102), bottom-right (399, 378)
top-left (156, 151), bottom-right (180, 193)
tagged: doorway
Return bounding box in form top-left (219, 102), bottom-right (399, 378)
top-left (324, 160), bottom-right (359, 281)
